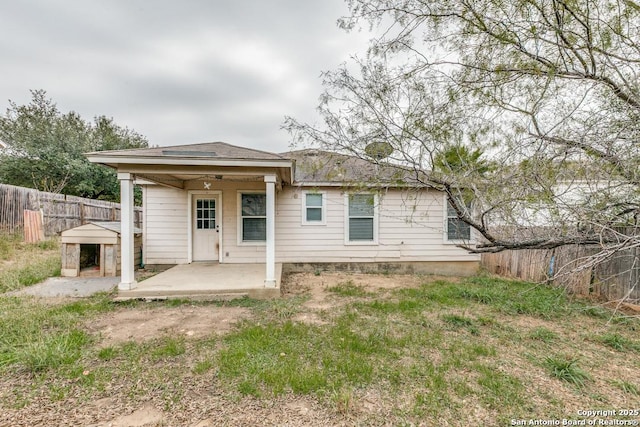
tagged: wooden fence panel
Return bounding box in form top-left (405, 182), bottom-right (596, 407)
top-left (0, 184), bottom-right (142, 236)
top-left (482, 245), bottom-right (639, 303)
top-left (552, 246), bottom-right (597, 296)
top-left (23, 210), bottom-right (44, 243)
top-left (593, 248), bottom-right (640, 301)
top-left (481, 249), bottom-right (552, 283)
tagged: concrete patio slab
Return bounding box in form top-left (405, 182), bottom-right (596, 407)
top-left (117, 263), bottom-right (282, 300)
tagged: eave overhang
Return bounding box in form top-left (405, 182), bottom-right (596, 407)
top-left (86, 154), bottom-right (293, 169)
top-left (86, 154), bottom-right (294, 188)
top-left (292, 181), bottom-right (435, 189)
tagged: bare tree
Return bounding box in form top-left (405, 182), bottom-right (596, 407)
top-left (285, 0), bottom-right (640, 258)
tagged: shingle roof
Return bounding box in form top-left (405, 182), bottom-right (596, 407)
top-left (87, 141), bottom-right (288, 161)
top-left (285, 149), bottom-right (416, 185)
top-left (88, 142), bottom-right (423, 186)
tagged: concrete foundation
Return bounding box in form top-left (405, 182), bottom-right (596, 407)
top-left (282, 261), bottom-right (480, 277)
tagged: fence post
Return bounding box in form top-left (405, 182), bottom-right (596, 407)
top-left (79, 201), bottom-right (85, 224)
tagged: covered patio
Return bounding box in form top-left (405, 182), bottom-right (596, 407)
top-left (117, 263), bottom-right (283, 300)
top-left (86, 142), bottom-right (293, 298)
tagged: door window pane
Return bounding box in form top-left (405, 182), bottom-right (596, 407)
top-left (196, 199), bottom-right (216, 230)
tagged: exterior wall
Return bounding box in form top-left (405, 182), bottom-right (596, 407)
top-left (143, 186), bottom-right (188, 264)
top-left (143, 181), bottom-right (267, 265)
top-left (275, 187), bottom-right (479, 263)
top-left (185, 180), bottom-right (267, 263)
top-left (143, 181), bottom-right (479, 266)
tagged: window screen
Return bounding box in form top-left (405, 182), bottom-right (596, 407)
top-left (241, 194), bottom-right (266, 241)
top-left (447, 201), bottom-right (471, 240)
top-left (348, 194), bottom-right (374, 241)
top-left (305, 193), bottom-right (323, 222)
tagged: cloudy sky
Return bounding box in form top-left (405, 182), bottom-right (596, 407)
top-left (0, 0), bottom-right (372, 153)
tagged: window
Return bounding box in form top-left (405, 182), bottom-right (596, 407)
top-left (196, 199), bottom-right (216, 229)
top-left (240, 193), bottom-right (266, 242)
top-left (347, 193), bottom-right (376, 242)
top-left (303, 192), bottom-right (325, 224)
top-left (446, 201), bottom-right (471, 240)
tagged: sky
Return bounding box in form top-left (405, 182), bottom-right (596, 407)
top-left (0, 0), bottom-right (372, 153)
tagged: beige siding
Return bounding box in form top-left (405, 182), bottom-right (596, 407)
top-left (143, 180), bottom-right (479, 265)
top-left (185, 180), bottom-right (267, 264)
top-left (143, 186), bottom-right (188, 264)
top-left (274, 187), bottom-right (479, 263)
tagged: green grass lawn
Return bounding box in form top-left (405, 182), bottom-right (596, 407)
top-left (0, 273), bottom-right (639, 426)
top-left (0, 233), bottom-right (60, 293)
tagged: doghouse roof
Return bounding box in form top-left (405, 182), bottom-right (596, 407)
top-left (89, 221), bottom-right (142, 235)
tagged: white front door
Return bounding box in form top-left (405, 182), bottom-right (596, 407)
top-left (192, 196), bottom-right (219, 261)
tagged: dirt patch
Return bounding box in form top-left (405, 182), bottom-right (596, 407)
top-left (88, 272), bottom-right (427, 344)
top-left (87, 403), bottom-right (164, 427)
top-left (89, 305), bottom-right (251, 347)
top-left (285, 272), bottom-right (428, 324)
top-left (284, 272), bottom-right (426, 294)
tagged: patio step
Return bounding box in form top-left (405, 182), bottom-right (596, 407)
top-left (114, 286), bottom-right (280, 301)
top-left (113, 292), bottom-right (250, 302)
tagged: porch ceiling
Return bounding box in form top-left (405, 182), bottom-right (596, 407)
top-left (135, 172), bottom-right (268, 189)
top-left (123, 164), bottom-right (291, 189)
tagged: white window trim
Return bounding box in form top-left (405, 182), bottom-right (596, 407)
top-left (301, 191), bottom-right (327, 226)
top-left (237, 191), bottom-right (267, 246)
top-left (443, 194), bottom-right (472, 244)
top-left (344, 193), bottom-right (379, 246)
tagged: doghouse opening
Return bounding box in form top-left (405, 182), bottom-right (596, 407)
top-left (79, 244), bottom-right (100, 276)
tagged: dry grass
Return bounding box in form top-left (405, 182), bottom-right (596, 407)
top-left (0, 271), bottom-right (639, 426)
top-left (0, 233), bottom-right (60, 293)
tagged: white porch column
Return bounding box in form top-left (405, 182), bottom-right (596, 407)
top-left (118, 172), bottom-right (137, 290)
top-left (264, 175), bottom-right (277, 288)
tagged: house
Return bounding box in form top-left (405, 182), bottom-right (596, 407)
top-left (86, 142), bottom-right (479, 294)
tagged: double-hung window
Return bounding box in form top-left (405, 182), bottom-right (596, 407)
top-left (446, 200), bottom-right (471, 241)
top-left (303, 192), bottom-right (325, 225)
top-left (240, 193), bottom-right (266, 242)
top-left (347, 193), bottom-right (376, 243)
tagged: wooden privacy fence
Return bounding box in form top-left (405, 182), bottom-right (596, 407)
top-left (0, 183), bottom-right (142, 236)
top-left (482, 245), bottom-right (640, 303)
